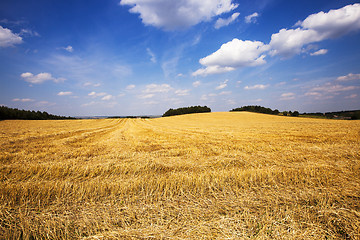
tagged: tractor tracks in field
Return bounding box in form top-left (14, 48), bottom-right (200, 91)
top-left (1, 119), bottom-right (126, 162)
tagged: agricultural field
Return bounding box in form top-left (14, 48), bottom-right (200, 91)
top-left (1, 112), bottom-right (360, 239)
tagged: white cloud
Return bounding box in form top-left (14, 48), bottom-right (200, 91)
top-left (245, 12), bottom-right (259, 24)
top-left (214, 12), bottom-right (240, 29)
top-left (120, 0), bottom-right (238, 30)
top-left (269, 28), bottom-right (321, 57)
top-left (270, 3), bottom-right (360, 57)
top-left (216, 79), bottom-right (228, 90)
top-left (20, 72), bottom-right (66, 84)
top-left (192, 65), bottom-right (235, 77)
top-left (311, 83), bottom-right (358, 93)
top-left (19, 29), bottom-right (40, 37)
top-left (192, 81), bottom-right (201, 87)
top-left (280, 92), bottom-right (295, 100)
top-left (101, 95), bottom-right (114, 101)
top-left (300, 3), bottom-right (360, 39)
top-left (64, 45), bottom-right (73, 52)
top-left (84, 82), bottom-right (101, 87)
top-left (0, 26), bottom-right (23, 47)
top-left (219, 91), bottom-right (232, 95)
top-left (146, 48), bottom-right (156, 63)
top-left (139, 94), bottom-right (155, 99)
top-left (144, 83), bottom-right (172, 93)
top-left (193, 39), bottom-right (269, 76)
top-left (310, 49), bottom-right (328, 56)
top-left (175, 89), bottom-right (190, 96)
top-left (126, 84), bottom-right (136, 90)
top-left (57, 91), bottom-right (72, 96)
top-left (304, 91), bottom-right (320, 96)
top-left (88, 91), bottom-right (107, 97)
top-left (12, 98), bottom-right (34, 102)
top-left (305, 82), bottom-right (359, 99)
top-left (244, 84), bottom-right (269, 90)
top-left (337, 73), bottom-right (360, 81)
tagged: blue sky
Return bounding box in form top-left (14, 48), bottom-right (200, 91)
top-left (1, 0), bottom-right (360, 116)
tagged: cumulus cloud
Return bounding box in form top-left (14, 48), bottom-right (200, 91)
top-left (12, 98), bottom-right (34, 102)
top-left (126, 84), bottom-right (136, 90)
top-left (192, 81), bottom-right (201, 87)
top-left (245, 12), bottom-right (259, 23)
top-left (0, 26), bottom-right (23, 47)
top-left (216, 79), bottom-right (228, 90)
top-left (120, 0), bottom-right (238, 30)
top-left (57, 91), bottom-right (72, 96)
top-left (144, 83), bottom-right (172, 93)
top-left (64, 45), bottom-right (73, 52)
top-left (244, 84), bottom-right (269, 90)
top-left (193, 39), bottom-right (269, 76)
top-left (84, 82), bottom-right (101, 87)
top-left (310, 49), bottom-right (328, 56)
top-left (269, 28), bottom-right (321, 57)
top-left (101, 95), bottom-right (114, 101)
top-left (175, 89), bottom-right (190, 96)
top-left (300, 4), bottom-right (360, 39)
top-left (192, 3), bottom-right (360, 73)
top-left (21, 72), bottom-right (66, 84)
top-left (337, 73), bottom-right (360, 81)
top-left (88, 91), bottom-right (107, 97)
top-left (280, 92), bottom-right (295, 100)
top-left (214, 12), bottom-right (240, 29)
top-left (192, 65), bottom-right (235, 77)
top-left (305, 82), bottom-right (359, 99)
top-left (270, 3), bottom-right (360, 57)
top-left (311, 83), bottom-right (357, 93)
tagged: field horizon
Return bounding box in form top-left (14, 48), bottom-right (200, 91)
top-left (1, 112), bottom-right (360, 239)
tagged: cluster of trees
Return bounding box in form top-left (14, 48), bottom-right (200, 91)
top-left (282, 111), bottom-right (300, 117)
top-left (230, 105), bottom-right (299, 116)
top-left (163, 106), bottom-right (211, 117)
top-left (0, 106), bottom-right (74, 120)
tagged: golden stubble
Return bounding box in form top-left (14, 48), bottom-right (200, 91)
top-left (1, 112), bottom-right (359, 239)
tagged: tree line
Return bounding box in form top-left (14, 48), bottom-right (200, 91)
top-left (163, 106), bottom-right (211, 117)
top-left (0, 106), bottom-right (74, 120)
top-left (230, 105), bottom-right (299, 116)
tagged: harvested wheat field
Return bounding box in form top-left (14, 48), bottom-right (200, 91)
top-left (1, 112), bottom-right (360, 239)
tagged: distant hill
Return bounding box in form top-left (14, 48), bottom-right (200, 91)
top-left (0, 106), bottom-right (74, 120)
